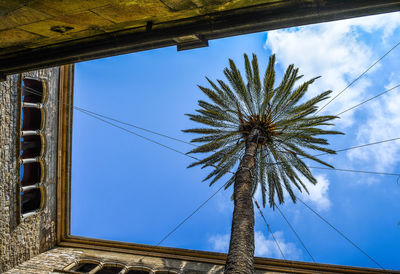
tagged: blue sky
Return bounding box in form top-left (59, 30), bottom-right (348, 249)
top-left (71, 12), bottom-right (400, 270)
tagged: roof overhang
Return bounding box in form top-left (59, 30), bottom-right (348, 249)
top-left (1, 0), bottom-right (400, 78)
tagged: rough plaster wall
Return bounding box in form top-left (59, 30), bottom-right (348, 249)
top-left (0, 68), bottom-right (59, 273)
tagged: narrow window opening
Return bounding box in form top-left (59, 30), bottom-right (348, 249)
top-left (20, 162), bottom-right (41, 186)
top-left (71, 262), bottom-right (98, 272)
top-left (21, 107), bottom-right (42, 130)
top-left (126, 270), bottom-right (151, 274)
top-left (21, 135), bottom-right (42, 159)
top-left (97, 266), bottom-right (124, 274)
top-left (22, 78), bottom-right (43, 103)
top-left (17, 77), bottom-right (47, 220)
top-left (21, 188), bottom-right (41, 214)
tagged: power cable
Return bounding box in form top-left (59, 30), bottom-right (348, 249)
top-left (24, 85), bottom-right (196, 148)
top-left (315, 137), bottom-right (400, 157)
top-left (75, 108), bottom-right (198, 161)
top-left (76, 107), bottom-right (237, 246)
top-left (76, 106), bottom-right (243, 177)
top-left (77, 108), bottom-right (390, 269)
top-left (74, 106), bottom-right (196, 147)
top-left (274, 203), bottom-right (315, 263)
top-left (254, 200), bottom-right (286, 260)
top-left (25, 86), bottom-right (399, 179)
top-left (25, 84), bottom-right (400, 161)
top-left (25, 85), bottom-right (400, 176)
top-left (270, 81), bottom-right (400, 148)
top-left (74, 101), bottom-right (400, 184)
top-left (268, 137), bottom-right (400, 169)
top-left (25, 78), bottom-right (400, 152)
top-left (22, 84), bottom-right (237, 261)
top-left (316, 39), bottom-right (400, 114)
top-left (156, 181), bottom-right (228, 246)
top-left (277, 38), bottom-right (400, 150)
top-left (293, 193), bottom-right (385, 270)
top-left (336, 83), bottom-right (400, 116)
top-left (308, 166), bottom-right (400, 176)
top-left (23, 81), bottom-right (396, 267)
top-left (308, 166), bottom-right (400, 184)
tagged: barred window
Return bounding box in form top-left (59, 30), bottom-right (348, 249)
top-left (21, 187), bottom-right (42, 214)
top-left (18, 77), bottom-right (47, 217)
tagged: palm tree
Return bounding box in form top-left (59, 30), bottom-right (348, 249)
top-left (183, 53), bottom-right (343, 273)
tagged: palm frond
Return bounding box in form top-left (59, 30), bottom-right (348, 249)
top-left (184, 53), bottom-right (343, 209)
top-left (261, 54), bottom-right (276, 116)
top-left (224, 59), bottom-right (254, 115)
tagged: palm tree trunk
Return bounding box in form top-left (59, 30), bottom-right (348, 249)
top-left (224, 128), bottom-right (260, 274)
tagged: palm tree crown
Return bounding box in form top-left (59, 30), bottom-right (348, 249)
top-left (184, 53), bottom-right (343, 208)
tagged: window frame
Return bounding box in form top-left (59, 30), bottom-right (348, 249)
top-left (17, 76), bottom-right (48, 221)
top-left (61, 258), bottom-right (175, 274)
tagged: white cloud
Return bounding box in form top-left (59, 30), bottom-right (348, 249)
top-left (215, 190), bottom-right (233, 213)
top-left (265, 12), bottom-right (400, 128)
top-left (301, 174), bottom-right (331, 211)
top-left (209, 233), bottom-right (230, 252)
top-left (343, 12), bottom-right (400, 43)
top-left (254, 172), bottom-right (332, 211)
top-left (347, 75), bottom-right (400, 172)
top-left (255, 230), bottom-right (301, 260)
top-left (208, 231), bottom-right (301, 260)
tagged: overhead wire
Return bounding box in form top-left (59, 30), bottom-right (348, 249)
top-left (252, 136), bottom-right (284, 258)
top-left (294, 193), bottom-right (385, 270)
top-left (22, 84), bottom-right (391, 269)
top-left (274, 203), bottom-right (315, 263)
top-left (24, 85), bottom-right (400, 177)
top-left (263, 137), bottom-right (400, 171)
top-left (25, 84), bottom-right (400, 184)
top-left (22, 39), bottom-right (399, 267)
top-left (254, 199), bottom-right (286, 260)
top-left (77, 92), bottom-right (400, 177)
top-left (72, 125), bottom-right (387, 267)
top-left (76, 108), bottom-right (198, 160)
top-left (308, 166), bottom-right (400, 178)
top-left (308, 166), bottom-right (400, 185)
top-left (336, 83), bottom-right (400, 116)
top-left (23, 85), bottom-right (400, 259)
top-left (156, 181), bottom-right (228, 246)
top-left (316, 39), bottom-right (400, 115)
top-left (275, 37), bottom-right (400, 153)
top-left (314, 137), bottom-right (400, 157)
top-left (76, 112), bottom-right (391, 269)
top-left (74, 106), bottom-right (197, 147)
top-left (71, 74), bottom-right (395, 270)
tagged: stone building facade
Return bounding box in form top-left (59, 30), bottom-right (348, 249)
top-left (0, 69), bottom-right (59, 273)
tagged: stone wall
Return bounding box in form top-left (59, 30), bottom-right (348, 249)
top-left (0, 68), bottom-right (59, 272)
top-left (4, 247), bottom-right (82, 274)
top-left (4, 247), bottom-right (230, 274)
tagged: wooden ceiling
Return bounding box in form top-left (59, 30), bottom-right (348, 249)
top-left (1, 0), bottom-right (399, 77)
top-left (0, 0), bottom-right (272, 52)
